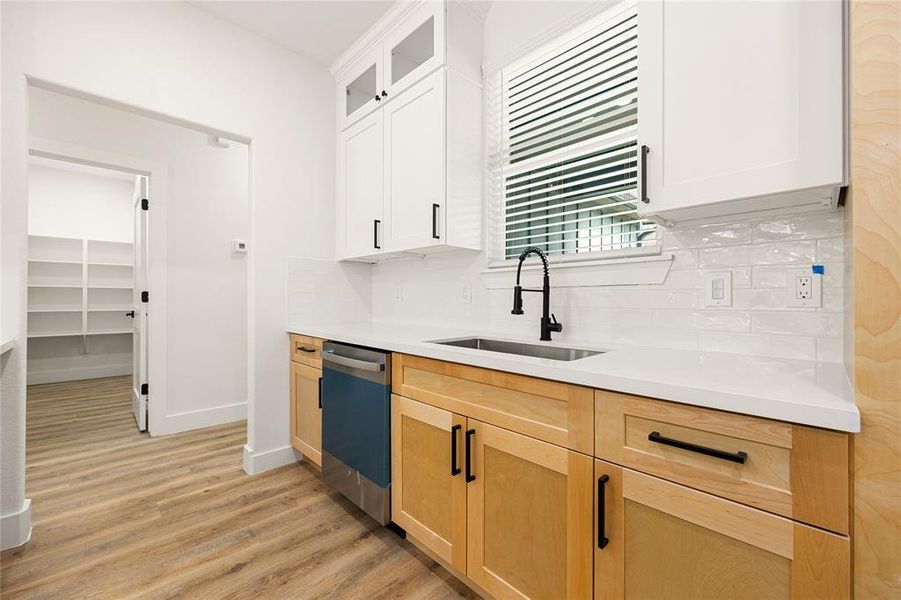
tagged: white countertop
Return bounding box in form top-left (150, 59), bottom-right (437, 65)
top-left (288, 321), bottom-right (859, 432)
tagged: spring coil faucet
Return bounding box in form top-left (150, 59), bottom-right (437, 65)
top-left (511, 246), bottom-right (563, 341)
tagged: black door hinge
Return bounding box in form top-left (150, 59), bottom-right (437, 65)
top-left (141, 198), bottom-right (149, 210)
top-left (141, 291), bottom-right (149, 303)
top-left (141, 383), bottom-right (148, 395)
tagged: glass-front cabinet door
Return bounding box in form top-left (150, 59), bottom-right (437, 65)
top-left (382, 2), bottom-right (445, 99)
top-left (340, 47), bottom-right (383, 129)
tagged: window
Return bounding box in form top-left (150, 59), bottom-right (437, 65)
top-left (493, 6), bottom-right (657, 263)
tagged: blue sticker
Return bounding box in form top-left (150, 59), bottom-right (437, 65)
top-left (812, 264), bottom-right (825, 275)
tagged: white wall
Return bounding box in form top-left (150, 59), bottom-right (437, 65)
top-left (29, 87), bottom-right (250, 432)
top-left (27, 162), bottom-right (135, 385)
top-left (28, 163), bottom-right (134, 242)
top-left (1, 0), bottom-right (334, 549)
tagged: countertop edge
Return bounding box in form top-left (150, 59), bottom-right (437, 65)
top-left (287, 325), bottom-right (860, 433)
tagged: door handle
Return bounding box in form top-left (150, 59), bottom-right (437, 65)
top-left (450, 424), bottom-right (461, 476)
top-left (465, 428), bottom-right (476, 482)
top-left (431, 203), bottom-right (440, 239)
top-left (374, 219), bottom-right (381, 249)
top-left (640, 144), bottom-right (650, 204)
top-left (648, 431), bottom-right (748, 464)
top-left (125, 311), bottom-right (135, 318)
top-left (598, 474), bottom-right (610, 549)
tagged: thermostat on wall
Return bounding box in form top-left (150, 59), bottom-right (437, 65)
top-left (231, 239), bottom-right (248, 254)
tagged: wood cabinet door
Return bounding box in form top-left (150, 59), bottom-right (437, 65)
top-left (382, 68), bottom-right (446, 253)
top-left (467, 420), bottom-right (593, 600)
top-left (637, 0), bottom-right (844, 216)
top-left (337, 110), bottom-right (383, 260)
top-left (594, 460), bottom-right (850, 600)
top-left (391, 395), bottom-right (466, 572)
top-left (290, 361), bottom-right (322, 466)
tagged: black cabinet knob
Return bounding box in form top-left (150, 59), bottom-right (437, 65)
top-left (125, 311), bottom-right (135, 318)
top-left (381, 90), bottom-right (388, 98)
top-left (374, 95), bottom-right (380, 102)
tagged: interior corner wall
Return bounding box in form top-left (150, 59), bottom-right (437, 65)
top-left (1, 0), bottom-right (336, 533)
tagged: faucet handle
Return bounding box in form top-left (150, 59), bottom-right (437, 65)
top-left (549, 313), bottom-right (563, 332)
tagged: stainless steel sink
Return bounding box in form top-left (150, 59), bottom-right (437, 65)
top-left (432, 337), bottom-right (604, 362)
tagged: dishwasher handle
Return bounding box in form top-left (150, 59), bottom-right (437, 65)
top-left (323, 350), bottom-right (385, 372)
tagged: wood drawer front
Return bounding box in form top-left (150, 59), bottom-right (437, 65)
top-left (393, 354), bottom-right (594, 454)
top-left (290, 334), bottom-right (322, 368)
top-left (595, 391), bottom-right (850, 534)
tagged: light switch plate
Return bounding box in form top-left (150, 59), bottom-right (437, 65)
top-left (786, 267), bottom-right (822, 307)
top-left (704, 271), bottom-right (732, 307)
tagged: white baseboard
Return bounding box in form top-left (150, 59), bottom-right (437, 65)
top-left (243, 444), bottom-right (298, 475)
top-left (151, 402), bottom-right (247, 437)
top-left (27, 364), bottom-right (131, 385)
top-left (1, 499), bottom-right (32, 551)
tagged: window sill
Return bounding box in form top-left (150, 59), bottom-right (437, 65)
top-left (481, 249), bottom-right (674, 289)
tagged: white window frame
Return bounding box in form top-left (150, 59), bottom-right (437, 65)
top-left (485, 0), bottom-right (661, 270)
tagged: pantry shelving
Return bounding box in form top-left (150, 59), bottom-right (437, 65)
top-left (27, 234), bottom-right (135, 339)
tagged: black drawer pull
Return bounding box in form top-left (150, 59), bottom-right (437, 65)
top-left (598, 474), bottom-right (609, 549)
top-left (297, 346), bottom-right (317, 353)
top-left (465, 428), bottom-right (476, 482)
top-left (451, 424), bottom-right (461, 476)
top-left (318, 377), bottom-right (322, 409)
top-left (648, 431), bottom-right (747, 464)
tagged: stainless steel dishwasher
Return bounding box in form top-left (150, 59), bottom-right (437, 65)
top-left (320, 341), bottom-right (391, 525)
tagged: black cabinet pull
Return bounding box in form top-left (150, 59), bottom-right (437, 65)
top-left (318, 377), bottom-right (322, 409)
top-left (297, 346), bottom-right (316, 353)
top-left (640, 144), bottom-right (650, 204)
top-left (125, 310), bottom-right (135, 318)
top-left (598, 474), bottom-right (609, 549)
top-left (381, 90), bottom-right (388, 98)
top-left (465, 428), bottom-right (476, 482)
top-left (374, 95), bottom-right (381, 102)
top-left (451, 424), bottom-right (461, 476)
top-left (373, 219), bottom-right (381, 249)
top-left (431, 203), bottom-right (440, 239)
top-left (648, 431), bottom-right (748, 464)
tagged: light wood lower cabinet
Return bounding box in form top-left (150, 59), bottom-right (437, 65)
top-left (594, 459), bottom-right (850, 600)
top-left (391, 394), bottom-right (467, 572)
top-left (391, 395), bottom-right (593, 600)
top-left (290, 361), bottom-right (322, 466)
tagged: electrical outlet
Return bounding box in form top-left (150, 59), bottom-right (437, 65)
top-left (786, 267), bottom-right (822, 308)
top-left (704, 271), bottom-right (732, 307)
top-left (462, 284), bottom-right (472, 305)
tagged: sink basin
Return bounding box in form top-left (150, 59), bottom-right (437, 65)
top-left (432, 337), bottom-right (604, 362)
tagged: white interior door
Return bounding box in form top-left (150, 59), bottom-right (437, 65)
top-left (132, 176), bottom-right (149, 431)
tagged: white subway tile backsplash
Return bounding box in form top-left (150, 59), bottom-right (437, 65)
top-left (355, 208), bottom-right (848, 364)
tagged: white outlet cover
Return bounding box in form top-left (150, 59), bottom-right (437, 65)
top-left (704, 271), bottom-right (732, 307)
top-left (785, 268), bottom-right (822, 308)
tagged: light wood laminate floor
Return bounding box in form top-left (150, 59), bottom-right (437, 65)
top-left (1, 376), bottom-right (476, 599)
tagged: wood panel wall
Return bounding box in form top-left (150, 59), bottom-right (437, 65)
top-left (850, 1), bottom-right (901, 597)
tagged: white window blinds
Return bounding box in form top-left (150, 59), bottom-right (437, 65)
top-left (498, 6), bottom-right (656, 261)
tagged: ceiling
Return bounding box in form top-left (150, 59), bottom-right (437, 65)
top-left (192, 1), bottom-right (397, 67)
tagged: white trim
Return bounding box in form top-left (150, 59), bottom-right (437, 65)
top-left (482, 252), bottom-right (673, 289)
top-left (482, 0), bottom-right (626, 76)
top-left (243, 443), bottom-right (298, 475)
top-left (26, 363), bottom-right (131, 385)
top-left (0, 499), bottom-right (32, 551)
top-left (329, 1), bottom-right (423, 77)
top-left (150, 402), bottom-right (247, 438)
top-left (0, 339), bottom-right (15, 355)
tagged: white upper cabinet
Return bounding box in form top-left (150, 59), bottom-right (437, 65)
top-left (637, 0), bottom-right (846, 223)
top-left (383, 69), bottom-right (446, 252)
top-left (332, 1), bottom-right (483, 261)
top-left (383, 3), bottom-right (446, 100)
top-left (337, 111), bottom-right (384, 260)
top-left (338, 47), bottom-right (382, 131)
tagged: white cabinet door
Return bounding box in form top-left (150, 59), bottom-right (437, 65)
top-left (339, 46), bottom-right (383, 131)
top-left (383, 68), bottom-right (446, 253)
top-left (383, 2), bottom-right (445, 100)
top-left (338, 110), bottom-right (384, 259)
top-left (638, 0), bottom-right (844, 217)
